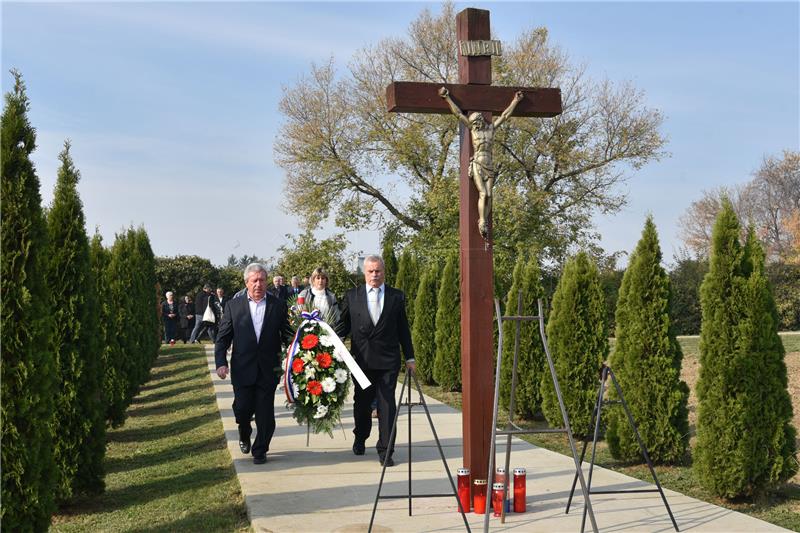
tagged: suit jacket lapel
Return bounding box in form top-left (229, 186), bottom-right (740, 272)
top-left (237, 296), bottom-right (258, 345)
top-left (258, 295), bottom-right (276, 345)
top-left (359, 285), bottom-right (375, 332)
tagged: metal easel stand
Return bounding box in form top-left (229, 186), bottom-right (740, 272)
top-left (484, 295), bottom-right (598, 533)
top-left (368, 369), bottom-right (471, 533)
top-left (565, 364), bottom-right (679, 532)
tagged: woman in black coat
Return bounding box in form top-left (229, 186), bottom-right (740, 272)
top-left (178, 295), bottom-right (195, 344)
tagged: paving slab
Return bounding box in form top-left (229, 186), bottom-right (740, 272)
top-left (206, 348), bottom-right (789, 533)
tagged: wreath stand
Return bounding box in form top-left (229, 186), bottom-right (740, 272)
top-left (368, 369), bottom-right (471, 532)
top-left (564, 363), bottom-right (679, 532)
top-left (484, 296), bottom-right (597, 533)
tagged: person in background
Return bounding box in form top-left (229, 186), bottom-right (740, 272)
top-left (287, 275), bottom-right (304, 298)
top-left (161, 291), bottom-right (178, 345)
top-left (189, 284), bottom-right (219, 343)
top-left (269, 274), bottom-right (288, 301)
top-left (298, 267), bottom-right (340, 325)
top-left (216, 287), bottom-right (228, 317)
top-left (178, 294), bottom-right (195, 343)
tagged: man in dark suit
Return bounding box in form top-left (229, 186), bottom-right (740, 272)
top-left (215, 263), bottom-right (291, 465)
top-left (286, 276), bottom-right (304, 298)
top-left (268, 274), bottom-right (288, 301)
top-left (339, 255), bottom-right (415, 467)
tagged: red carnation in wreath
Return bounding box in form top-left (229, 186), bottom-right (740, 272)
top-left (292, 358), bottom-right (305, 374)
top-left (316, 352), bottom-right (332, 368)
top-left (307, 380), bottom-right (323, 396)
top-left (301, 334), bottom-right (319, 350)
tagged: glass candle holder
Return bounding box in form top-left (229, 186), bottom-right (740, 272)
top-left (513, 468), bottom-right (527, 513)
top-left (492, 482), bottom-right (505, 517)
top-left (457, 468), bottom-right (471, 512)
top-left (495, 466), bottom-right (507, 485)
top-left (473, 479), bottom-right (487, 514)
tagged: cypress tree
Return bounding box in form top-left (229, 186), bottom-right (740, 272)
top-left (95, 233), bottom-right (127, 426)
top-left (411, 263), bottom-right (438, 385)
top-left (540, 252), bottom-right (608, 437)
top-left (134, 227), bottom-right (159, 371)
top-left (433, 254), bottom-right (461, 391)
top-left (381, 236), bottom-right (398, 287)
top-left (1, 70), bottom-right (57, 530)
top-left (694, 202), bottom-right (797, 498)
top-left (79, 234), bottom-right (109, 494)
top-left (395, 249), bottom-right (419, 329)
top-left (47, 142), bottom-right (106, 498)
top-left (606, 217), bottom-right (689, 463)
top-left (106, 229), bottom-right (137, 423)
top-left (500, 254), bottom-right (546, 418)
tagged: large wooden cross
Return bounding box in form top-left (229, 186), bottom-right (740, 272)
top-left (386, 7), bottom-right (562, 477)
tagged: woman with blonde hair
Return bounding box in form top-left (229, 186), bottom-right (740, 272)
top-left (298, 267), bottom-right (340, 325)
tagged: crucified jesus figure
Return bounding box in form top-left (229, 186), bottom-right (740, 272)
top-left (439, 87), bottom-right (524, 239)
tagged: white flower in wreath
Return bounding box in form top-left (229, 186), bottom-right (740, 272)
top-left (334, 368), bottom-right (348, 384)
top-left (318, 334), bottom-right (334, 347)
top-left (321, 377), bottom-right (336, 393)
top-left (293, 384), bottom-right (300, 397)
top-left (302, 351), bottom-right (314, 362)
top-left (304, 366), bottom-right (316, 379)
top-left (281, 358), bottom-right (288, 370)
top-left (313, 404), bottom-right (329, 419)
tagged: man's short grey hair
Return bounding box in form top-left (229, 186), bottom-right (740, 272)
top-left (243, 262), bottom-right (268, 282)
top-left (165, 291), bottom-right (173, 298)
top-left (364, 255), bottom-right (385, 268)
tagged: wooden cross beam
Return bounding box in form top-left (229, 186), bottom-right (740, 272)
top-left (385, 7), bottom-right (562, 479)
top-left (387, 82), bottom-right (561, 117)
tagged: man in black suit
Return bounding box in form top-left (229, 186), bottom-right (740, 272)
top-left (268, 274), bottom-right (288, 301)
top-left (339, 255), bottom-right (415, 467)
top-left (286, 276), bottom-right (304, 298)
top-left (215, 263), bottom-right (290, 465)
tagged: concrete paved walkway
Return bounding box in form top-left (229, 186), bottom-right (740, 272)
top-left (206, 348), bottom-right (789, 533)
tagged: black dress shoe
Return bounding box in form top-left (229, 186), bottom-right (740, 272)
top-left (352, 440), bottom-right (366, 456)
top-left (239, 439), bottom-right (251, 454)
top-left (379, 455), bottom-right (395, 467)
top-left (253, 454), bottom-right (267, 465)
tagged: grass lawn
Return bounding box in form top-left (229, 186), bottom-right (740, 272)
top-left (51, 344), bottom-right (251, 533)
top-left (420, 332), bottom-right (800, 532)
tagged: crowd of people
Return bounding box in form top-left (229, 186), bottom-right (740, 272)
top-left (160, 272), bottom-right (326, 345)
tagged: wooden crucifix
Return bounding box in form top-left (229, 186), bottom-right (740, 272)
top-left (385, 7), bottom-right (562, 477)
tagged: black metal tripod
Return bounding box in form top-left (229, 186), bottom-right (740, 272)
top-left (565, 363), bottom-right (680, 532)
top-left (368, 369), bottom-right (471, 532)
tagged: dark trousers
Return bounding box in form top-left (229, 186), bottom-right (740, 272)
top-left (233, 368), bottom-right (277, 457)
top-left (353, 367), bottom-right (399, 458)
top-left (163, 318), bottom-right (177, 342)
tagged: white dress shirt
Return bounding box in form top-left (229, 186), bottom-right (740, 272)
top-left (248, 295), bottom-right (267, 342)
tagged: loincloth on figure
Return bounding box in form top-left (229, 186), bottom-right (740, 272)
top-left (468, 156), bottom-right (496, 182)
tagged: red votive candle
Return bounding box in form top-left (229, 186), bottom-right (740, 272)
top-left (513, 468), bottom-right (527, 513)
top-left (492, 483), bottom-right (505, 517)
top-left (473, 479), bottom-right (487, 514)
top-left (495, 466), bottom-right (507, 485)
top-left (457, 468), bottom-right (471, 512)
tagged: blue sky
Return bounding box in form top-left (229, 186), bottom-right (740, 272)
top-left (2, 1), bottom-right (798, 268)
